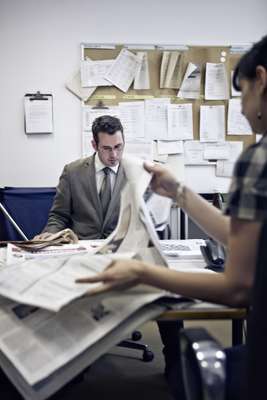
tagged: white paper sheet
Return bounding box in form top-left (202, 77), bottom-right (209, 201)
top-left (105, 49), bottom-right (141, 92)
top-left (24, 96), bottom-right (53, 134)
top-left (6, 243), bottom-right (91, 265)
top-left (82, 105), bottom-right (120, 132)
top-left (216, 161), bottom-right (235, 177)
top-left (157, 140), bottom-right (184, 155)
top-left (66, 71), bottom-right (96, 101)
top-left (203, 143), bottom-right (230, 160)
top-left (145, 98), bottom-right (170, 140)
top-left (177, 62), bottom-right (201, 99)
top-left (184, 141), bottom-right (212, 165)
top-left (228, 141), bottom-right (243, 161)
top-left (124, 140), bottom-right (153, 160)
top-left (81, 59), bottom-right (113, 87)
top-left (227, 98), bottom-right (252, 135)
top-left (160, 51), bottom-right (182, 89)
top-left (205, 63), bottom-right (229, 100)
top-left (134, 52), bottom-right (150, 89)
top-left (119, 101), bottom-right (145, 140)
top-left (215, 141), bottom-right (243, 177)
top-left (167, 103), bottom-right (193, 140)
top-left (200, 105), bottom-right (225, 142)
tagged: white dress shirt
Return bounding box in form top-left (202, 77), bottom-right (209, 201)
top-left (94, 153), bottom-right (119, 194)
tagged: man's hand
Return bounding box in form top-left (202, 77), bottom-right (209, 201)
top-left (144, 162), bottom-right (179, 200)
top-left (75, 259), bottom-right (145, 295)
top-left (33, 232), bottom-right (54, 241)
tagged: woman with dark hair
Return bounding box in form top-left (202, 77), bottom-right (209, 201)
top-left (77, 35), bottom-right (267, 399)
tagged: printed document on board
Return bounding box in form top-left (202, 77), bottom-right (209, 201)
top-left (167, 103), bottom-right (193, 140)
top-left (134, 52), bottom-right (150, 89)
top-left (105, 49), bottom-right (142, 92)
top-left (227, 98), bottom-right (252, 135)
top-left (177, 62), bottom-right (201, 99)
top-left (200, 105), bottom-right (225, 142)
top-left (81, 59), bottom-right (113, 87)
top-left (205, 63), bottom-right (229, 100)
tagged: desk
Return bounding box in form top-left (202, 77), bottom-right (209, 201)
top-left (157, 302), bottom-right (247, 346)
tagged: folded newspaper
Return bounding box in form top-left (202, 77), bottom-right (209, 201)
top-left (0, 156), bottom-right (178, 400)
top-left (0, 228), bottom-right (79, 251)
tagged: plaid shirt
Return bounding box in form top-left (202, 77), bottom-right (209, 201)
top-left (225, 134), bottom-right (267, 221)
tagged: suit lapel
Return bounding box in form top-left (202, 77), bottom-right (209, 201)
top-left (103, 163), bottom-right (126, 226)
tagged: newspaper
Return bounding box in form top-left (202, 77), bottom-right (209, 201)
top-left (6, 242), bottom-right (92, 265)
top-left (0, 156), bottom-right (171, 394)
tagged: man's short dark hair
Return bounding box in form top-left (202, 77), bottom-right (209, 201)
top-left (92, 115), bottom-right (124, 145)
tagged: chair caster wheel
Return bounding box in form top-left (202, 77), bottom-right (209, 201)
top-left (143, 350), bottom-right (154, 362)
top-left (131, 331), bottom-right (142, 341)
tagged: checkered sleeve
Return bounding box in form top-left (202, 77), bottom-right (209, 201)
top-left (225, 136), bottom-right (267, 221)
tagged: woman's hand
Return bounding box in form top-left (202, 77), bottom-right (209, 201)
top-left (75, 259), bottom-right (146, 295)
top-left (144, 162), bottom-right (180, 200)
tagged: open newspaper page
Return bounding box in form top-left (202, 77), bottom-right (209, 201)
top-left (0, 156), bottom-right (171, 390)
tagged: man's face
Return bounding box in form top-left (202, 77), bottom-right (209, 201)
top-left (92, 131), bottom-right (124, 167)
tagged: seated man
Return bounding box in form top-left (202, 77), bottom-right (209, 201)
top-left (36, 115), bottom-right (126, 240)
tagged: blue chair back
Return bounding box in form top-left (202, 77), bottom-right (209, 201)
top-left (0, 187), bottom-right (56, 240)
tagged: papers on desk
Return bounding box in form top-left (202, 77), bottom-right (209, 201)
top-left (6, 243), bottom-right (91, 265)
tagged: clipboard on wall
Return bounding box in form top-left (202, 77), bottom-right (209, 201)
top-left (24, 91), bottom-right (54, 134)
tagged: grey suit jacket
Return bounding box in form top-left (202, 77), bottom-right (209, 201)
top-left (44, 155), bottom-right (126, 239)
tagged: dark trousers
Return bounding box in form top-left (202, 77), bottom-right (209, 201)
top-left (157, 320), bottom-right (186, 400)
top-left (225, 345), bottom-right (247, 400)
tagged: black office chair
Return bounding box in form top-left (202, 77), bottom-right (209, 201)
top-left (179, 219), bottom-right (267, 400)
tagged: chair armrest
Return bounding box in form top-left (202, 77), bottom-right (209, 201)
top-left (180, 327), bottom-right (226, 400)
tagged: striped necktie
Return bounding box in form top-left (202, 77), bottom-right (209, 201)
top-left (99, 167), bottom-right (112, 217)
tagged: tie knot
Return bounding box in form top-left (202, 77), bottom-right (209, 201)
top-left (103, 167), bottom-right (111, 176)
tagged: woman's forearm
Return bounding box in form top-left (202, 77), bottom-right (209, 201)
top-left (181, 186), bottom-right (230, 246)
top-left (141, 264), bottom-right (249, 307)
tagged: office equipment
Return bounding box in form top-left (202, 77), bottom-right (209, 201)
top-left (24, 92), bottom-right (53, 134)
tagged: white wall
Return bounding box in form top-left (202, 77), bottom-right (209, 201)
top-left (0, 0), bottom-right (266, 186)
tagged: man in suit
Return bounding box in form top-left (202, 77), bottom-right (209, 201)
top-left (36, 115), bottom-right (126, 240)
